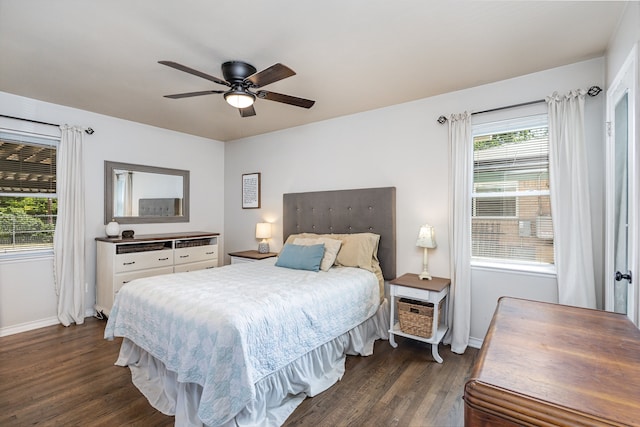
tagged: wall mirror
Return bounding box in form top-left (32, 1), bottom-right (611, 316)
top-left (104, 161), bottom-right (190, 224)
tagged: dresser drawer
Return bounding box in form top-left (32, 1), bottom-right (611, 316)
top-left (174, 245), bottom-right (218, 265)
top-left (114, 266), bottom-right (174, 293)
top-left (174, 259), bottom-right (217, 273)
top-left (115, 249), bottom-right (174, 273)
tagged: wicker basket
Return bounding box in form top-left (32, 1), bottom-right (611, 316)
top-left (397, 298), bottom-right (442, 338)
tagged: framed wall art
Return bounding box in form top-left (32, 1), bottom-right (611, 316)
top-left (242, 172), bottom-right (261, 209)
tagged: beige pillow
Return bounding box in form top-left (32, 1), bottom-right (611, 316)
top-left (293, 237), bottom-right (342, 271)
top-left (332, 233), bottom-right (380, 272)
top-left (281, 233), bottom-right (315, 254)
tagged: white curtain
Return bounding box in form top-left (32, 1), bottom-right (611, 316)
top-left (546, 90), bottom-right (596, 308)
top-left (446, 112), bottom-right (472, 354)
top-left (114, 171), bottom-right (133, 216)
top-left (54, 125), bottom-right (86, 326)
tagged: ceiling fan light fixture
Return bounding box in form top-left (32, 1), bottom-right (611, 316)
top-left (159, 60), bottom-right (315, 116)
top-left (224, 89), bottom-right (255, 109)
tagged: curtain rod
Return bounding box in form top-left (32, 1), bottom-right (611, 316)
top-left (0, 113), bottom-right (94, 134)
top-left (436, 85), bottom-right (602, 124)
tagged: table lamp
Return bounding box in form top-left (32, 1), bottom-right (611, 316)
top-left (256, 222), bottom-right (272, 254)
top-left (416, 224), bottom-right (437, 280)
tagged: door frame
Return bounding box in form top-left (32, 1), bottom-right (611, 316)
top-left (605, 44), bottom-right (639, 325)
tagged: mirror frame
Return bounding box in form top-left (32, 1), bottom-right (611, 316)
top-left (104, 161), bottom-right (190, 224)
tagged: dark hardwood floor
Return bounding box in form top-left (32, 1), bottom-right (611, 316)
top-left (0, 317), bottom-right (477, 426)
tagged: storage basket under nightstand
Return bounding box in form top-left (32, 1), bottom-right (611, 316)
top-left (397, 298), bottom-right (443, 338)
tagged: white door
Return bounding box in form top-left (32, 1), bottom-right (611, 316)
top-left (606, 45), bottom-right (638, 326)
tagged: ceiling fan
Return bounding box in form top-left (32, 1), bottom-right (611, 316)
top-left (158, 60), bottom-right (315, 117)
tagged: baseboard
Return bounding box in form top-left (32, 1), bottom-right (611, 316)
top-left (0, 308), bottom-right (98, 337)
top-left (0, 316), bottom-right (60, 337)
top-left (468, 336), bottom-right (483, 349)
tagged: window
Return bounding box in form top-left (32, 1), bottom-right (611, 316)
top-left (472, 115), bottom-right (554, 265)
top-left (0, 130), bottom-right (58, 255)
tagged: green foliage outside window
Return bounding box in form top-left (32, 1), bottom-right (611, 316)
top-left (474, 129), bottom-right (538, 151)
top-left (0, 197), bottom-right (57, 250)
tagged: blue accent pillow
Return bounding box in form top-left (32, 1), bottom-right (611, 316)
top-left (275, 243), bottom-right (325, 272)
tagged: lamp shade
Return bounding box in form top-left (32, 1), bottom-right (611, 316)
top-left (416, 224), bottom-right (437, 248)
top-left (256, 222), bottom-right (272, 239)
top-left (224, 89), bottom-right (255, 109)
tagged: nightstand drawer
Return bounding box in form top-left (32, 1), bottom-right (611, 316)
top-left (230, 256), bottom-right (255, 264)
top-left (394, 285), bottom-right (431, 300)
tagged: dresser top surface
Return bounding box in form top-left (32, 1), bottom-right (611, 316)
top-left (96, 231), bottom-right (219, 243)
top-left (468, 297), bottom-right (640, 425)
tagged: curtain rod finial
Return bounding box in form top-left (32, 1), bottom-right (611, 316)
top-left (437, 115), bottom-right (448, 124)
top-left (587, 86), bottom-right (602, 97)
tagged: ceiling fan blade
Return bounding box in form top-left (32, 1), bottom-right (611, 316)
top-left (158, 61), bottom-right (230, 87)
top-left (239, 105), bottom-right (256, 117)
top-left (164, 90), bottom-right (225, 99)
top-left (245, 63), bottom-right (295, 88)
top-left (257, 90), bottom-right (315, 109)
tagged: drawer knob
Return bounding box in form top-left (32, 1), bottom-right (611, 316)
top-left (123, 261), bottom-right (135, 265)
top-left (158, 257), bottom-right (169, 261)
top-left (206, 252), bottom-right (215, 255)
top-left (180, 255), bottom-right (189, 258)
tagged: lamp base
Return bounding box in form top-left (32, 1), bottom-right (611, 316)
top-left (419, 271), bottom-right (433, 280)
top-left (258, 242), bottom-right (270, 254)
top-left (418, 247), bottom-right (432, 280)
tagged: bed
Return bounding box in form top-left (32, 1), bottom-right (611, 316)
top-left (104, 187), bottom-right (396, 427)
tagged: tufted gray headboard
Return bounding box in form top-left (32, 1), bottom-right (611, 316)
top-left (139, 198), bottom-right (182, 217)
top-left (283, 187), bottom-right (396, 280)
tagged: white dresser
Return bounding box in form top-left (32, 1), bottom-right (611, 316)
top-left (95, 231), bottom-right (219, 316)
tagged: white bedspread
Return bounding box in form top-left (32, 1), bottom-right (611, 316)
top-left (104, 259), bottom-right (380, 426)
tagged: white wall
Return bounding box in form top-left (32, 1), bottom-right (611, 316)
top-left (606, 1), bottom-right (640, 86)
top-left (0, 92), bottom-right (225, 335)
top-left (224, 58), bottom-right (606, 345)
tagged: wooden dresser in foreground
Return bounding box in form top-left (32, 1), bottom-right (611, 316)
top-left (464, 297), bottom-right (640, 427)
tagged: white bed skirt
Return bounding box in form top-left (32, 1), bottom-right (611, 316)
top-left (115, 299), bottom-right (390, 427)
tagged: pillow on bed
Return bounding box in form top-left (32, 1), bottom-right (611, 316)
top-left (275, 243), bottom-right (325, 272)
top-left (293, 237), bottom-right (342, 271)
top-left (284, 232), bottom-right (380, 272)
top-left (332, 232), bottom-right (380, 272)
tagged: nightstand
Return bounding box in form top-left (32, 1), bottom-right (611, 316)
top-left (228, 250), bottom-right (278, 264)
top-left (388, 273), bottom-right (450, 363)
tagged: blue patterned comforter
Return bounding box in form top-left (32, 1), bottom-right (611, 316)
top-left (104, 259), bottom-right (379, 426)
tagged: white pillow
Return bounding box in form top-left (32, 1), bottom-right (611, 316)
top-left (293, 237), bottom-right (342, 271)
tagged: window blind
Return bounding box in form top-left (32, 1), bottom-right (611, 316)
top-left (0, 131), bottom-right (57, 195)
top-left (472, 115), bottom-right (554, 265)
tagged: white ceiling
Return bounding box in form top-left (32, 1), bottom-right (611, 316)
top-left (0, 1), bottom-right (628, 142)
